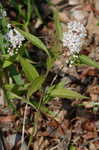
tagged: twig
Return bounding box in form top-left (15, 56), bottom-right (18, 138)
top-left (20, 104), bottom-right (28, 150)
top-left (50, 74), bottom-right (58, 86)
top-left (80, 137), bottom-right (99, 147)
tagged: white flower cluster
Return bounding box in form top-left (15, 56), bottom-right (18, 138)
top-left (0, 8), bottom-right (6, 19)
top-left (62, 21), bottom-right (87, 54)
top-left (6, 25), bottom-right (25, 56)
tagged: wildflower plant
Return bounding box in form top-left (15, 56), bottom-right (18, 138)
top-left (0, 1), bottom-right (99, 120)
top-left (0, 3), bottom-right (89, 114)
top-left (62, 21), bottom-right (99, 68)
top-left (0, 5), bottom-right (9, 54)
top-left (0, 12), bottom-right (24, 57)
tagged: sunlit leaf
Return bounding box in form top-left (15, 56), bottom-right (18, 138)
top-left (47, 56), bottom-right (54, 71)
top-left (7, 91), bottom-right (23, 100)
top-left (50, 88), bottom-right (88, 99)
top-left (5, 84), bottom-right (15, 91)
top-left (3, 60), bottom-right (12, 68)
top-left (56, 80), bottom-right (66, 89)
top-left (69, 145), bottom-right (76, 150)
top-left (27, 76), bottom-right (44, 97)
top-left (79, 54), bottom-right (99, 68)
top-left (18, 29), bottom-right (49, 56)
top-left (19, 55), bottom-right (39, 81)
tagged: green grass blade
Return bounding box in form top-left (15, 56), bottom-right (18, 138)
top-left (25, 0), bottom-right (32, 26)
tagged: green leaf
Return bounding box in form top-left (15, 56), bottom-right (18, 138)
top-left (31, 101), bottom-right (54, 116)
top-left (3, 60), bottom-right (12, 68)
top-left (19, 55), bottom-right (39, 81)
top-left (50, 88), bottom-right (88, 99)
top-left (10, 66), bottom-right (24, 85)
top-left (96, 22), bottom-right (99, 26)
top-left (32, 0), bottom-right (42, 21)
top-left (13, 74), bottom-right (24, 85)
top-left (56, 80), bottom-right (66, 89)
top-left (69, 145), bottom-right (76, 150)
top-left (27, 76), bottom-right (44, 97)
top-left (79, 55), bottom-right (99, 68)
top-left (25, 0), bottom-right (32, 26)
top-left (17, 29), bottom-right (49, 56)
top-left (47, 56), bottom-right (54, 71)
top-left (7, 91), bottom-right (23, 100)
top-left (18, 83), bottom-right (30, 91)
top-left (5, 84), bottom-right (15, 91)
top-left (43, 85), bottom-right (55, 103)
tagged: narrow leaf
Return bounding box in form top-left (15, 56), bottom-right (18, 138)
top-left (79, 54), bottom-right (99, 68)
top-left (3, 60), bottom-right (12, 68)
top-left (19, 56), bottom-right (39, 81)
top-left (27, 76), bottom-right (44, 97)
top-left (50, 88), bottom-right (88, 99)
top-left (47, 56), bottom-right (54, 71)
top-left (56, 80), bottom-right (66, 89)
top-left (26, 0), bottom-right (32, 26)
top-left (7, 92), bottom-right (23, 100)
top-left (18, 29), bottom-right (49, 56)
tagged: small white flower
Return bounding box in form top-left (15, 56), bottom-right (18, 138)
top-left (6, 29), bottom-right (24, 49)
top-left (2, 10), bottom-right (7, 17)
top-left (62, 21), bottom-right (87, 55)
top-left (0, 8), bottom-right (7, 18)
top-left (7, 24), bottom-right (11, 29)
top-left (6, 27), bottom-right (25, 56)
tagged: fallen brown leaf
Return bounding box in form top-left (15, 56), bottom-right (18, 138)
top-left (80, 67), bottom-right (98, 79)
top-left (82, 120), bottom-right (96, 131)
top-left (89, 143), bottom-right (96, 150)
top-left (83, 131), bottom-right (97, 140)
top-left (0, 115), bottom-right (16, 123)
top-left (94, 141), bottom-right (99, 149)
top-left (86, 11), bottom-right (99, 35)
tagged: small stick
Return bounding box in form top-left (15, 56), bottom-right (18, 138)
top-left (20, 104), bottom-right (28, 150)
top-left (80, 137), bottom-right (99, 147)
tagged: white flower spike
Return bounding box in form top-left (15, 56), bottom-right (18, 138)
top-left (62, 21), bottom-right (87, 54)
top-left (6, 27), bottom-right (25, 56)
